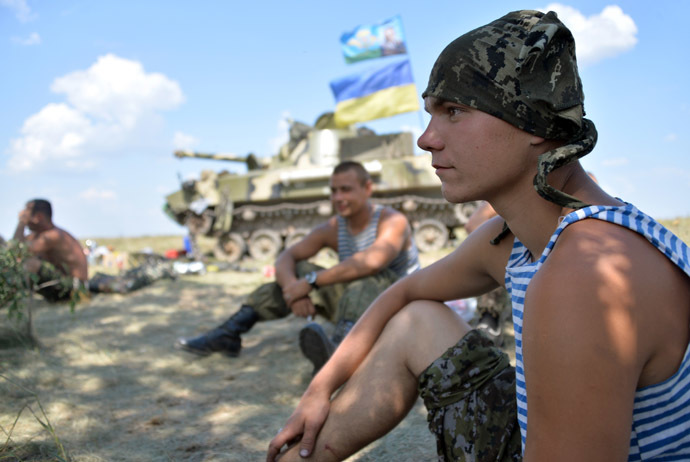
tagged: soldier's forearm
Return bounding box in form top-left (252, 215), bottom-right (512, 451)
top-left (13, 223), bottom-right (26, 242)
top-left (274, 252), bottom-right (299, 288)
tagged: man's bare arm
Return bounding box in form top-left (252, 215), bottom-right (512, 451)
top-left (274, 219), bottom-right (336, 289)
top-left (315, 209), bottom-right (410, 287)
top-left (13, 208), bottom-right (30, 242)
top-left (520, 220), bottom-right (678, 461)
top-left (267, 218), bottom-right (513, 460)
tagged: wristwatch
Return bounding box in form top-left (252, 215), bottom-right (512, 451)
top-left (304, 271), bottom-right (319, 290)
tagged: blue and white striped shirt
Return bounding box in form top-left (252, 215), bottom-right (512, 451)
top-left (337, 204), bottom-right (420, 277)
top-left (505, 202), bottom-right (690, 460)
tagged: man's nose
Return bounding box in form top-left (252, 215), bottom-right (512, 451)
top-left (418, 121), bottom-right (443, 152)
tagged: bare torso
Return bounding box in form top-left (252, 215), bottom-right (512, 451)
top-left (27, 227), bottom-right (88, 281)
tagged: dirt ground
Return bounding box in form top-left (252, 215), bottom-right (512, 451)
top-left (0, 250), bottom-right (514, 462)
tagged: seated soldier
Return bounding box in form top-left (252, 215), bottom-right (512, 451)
top-left (11, 199), bottom-right (175, 304)
top-left (175, 160), bottom-right (421, 373)
top-left (268, 10), bottom-right (690, 461)
top-left (12, 199), bottom-right (89, 303)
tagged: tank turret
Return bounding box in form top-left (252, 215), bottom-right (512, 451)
top-left (164, 112), bottom-right (477, 262)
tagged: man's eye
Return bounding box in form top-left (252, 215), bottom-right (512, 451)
top-left (448, 106), bottom-right (464, 117)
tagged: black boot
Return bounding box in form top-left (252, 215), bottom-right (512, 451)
top-left (175, 305), bottom-right (259, 357)
top-left (299, 319), bottom-right (354, 375)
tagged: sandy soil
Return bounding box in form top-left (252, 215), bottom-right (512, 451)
top-left (0, 255), bottom-right (514, 462)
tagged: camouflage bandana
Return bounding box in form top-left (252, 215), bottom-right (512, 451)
top-left (422, 10), bottom-right (598, 209)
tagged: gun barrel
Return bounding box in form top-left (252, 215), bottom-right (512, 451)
top-left (174, 150), bottom-right (247, 162)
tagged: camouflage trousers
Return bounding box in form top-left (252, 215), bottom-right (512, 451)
top-left (89, 262), bottom-right (173, 294)
top-left (476, 287), bottom-right (511, 319)
top-left (418, 330), bottom-right (522, 462)
top-left (35, 260), bottom-right (86, 303)
top-left (246, 261), bottom-right (399, 324)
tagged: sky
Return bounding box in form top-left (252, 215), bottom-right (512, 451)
top-left (1, 0), bottom-right (689, 239)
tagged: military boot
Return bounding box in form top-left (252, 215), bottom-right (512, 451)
top-left (175, 305), bottom-right (260, 357)
top-left (299, 319), bottom-right (355, 375)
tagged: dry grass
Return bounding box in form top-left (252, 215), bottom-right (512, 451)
top-left (1, 259), bottom-right (437, 461)
top-left (2, 216), bottom-right (688, 461)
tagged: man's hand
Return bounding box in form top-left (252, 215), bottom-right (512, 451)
top-left (266, 387), bottom-right (331, 461)
top-left (14, 207), bottom-right (31, 241)
top-left (287, 297), bottom-right (316, 318)
top-left (282, 279), bottom-right (312, 310)
top-left (17, 208), bottom-right (30, 226)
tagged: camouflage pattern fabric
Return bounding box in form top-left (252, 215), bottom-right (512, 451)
top-left (418, 330), bottom-right (522, 462)
top-left (35, 260), bottom-right (85, 303)
top-left (422, 9), bottom-right (598, 210)
top-left (89, 261), bottom-right (173, 294)
top-left (476, 286), bottom-right (511, 320)
top-left (246, 261), bottom-right (399, 323)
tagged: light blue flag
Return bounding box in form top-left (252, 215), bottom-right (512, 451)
top-left (340, 16), bottom-right (407, 64)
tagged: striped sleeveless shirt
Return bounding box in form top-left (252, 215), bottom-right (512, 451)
top-left (337, 204), bottom-right (420, 277)
top-left (505, 202), bottom-right (690, 460)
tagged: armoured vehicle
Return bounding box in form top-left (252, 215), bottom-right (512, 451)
top-left (164, 112), bottom-right (477, 262)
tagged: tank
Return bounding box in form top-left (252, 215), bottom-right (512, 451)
top-left (164, 112), bottom-right (477, 262)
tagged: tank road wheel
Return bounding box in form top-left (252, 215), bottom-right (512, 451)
top-left (414, 219), bottom-right (449, 253)
top-left (248, 229), bottom-right (283, 262)
top-left (285, 228), bottom-right (310, 249)
top-left (453, 202), bottom-right (479, 225)
top-left (214, 233), bottom-right (246, 263)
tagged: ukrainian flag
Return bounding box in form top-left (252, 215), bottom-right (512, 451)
top-left (330, 58), bottom-right (419, 127)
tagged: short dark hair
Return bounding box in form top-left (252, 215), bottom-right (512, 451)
top-left (29, 199), bottom-right (52, 220)
top-left (333, 161), bottom-right (370, 186)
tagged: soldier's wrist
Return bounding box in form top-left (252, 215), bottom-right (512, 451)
top-left (304, 270), bottom-right (320, 290)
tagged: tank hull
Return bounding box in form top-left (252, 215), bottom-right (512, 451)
top-left (164, 117), bottom-right (477, 262)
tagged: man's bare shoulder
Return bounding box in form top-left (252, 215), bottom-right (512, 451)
top-left (378, 206), bottom-right (409, 225)
top-left (533, 218), bottom-right (665, 295)
top-left (541, 217), bottom-right (667, 275)
top-left (530, 218), bottom-right (690, 379)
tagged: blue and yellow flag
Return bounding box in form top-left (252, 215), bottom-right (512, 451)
top-left (340, 16), bottom-right (407, 64)
top-left (330, 58), bottom-right (419, 127)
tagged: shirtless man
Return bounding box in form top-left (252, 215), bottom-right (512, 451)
top-left (268, 10), bottom-right (690, 461)
top-left (13, 199), bottom-right (88, 302)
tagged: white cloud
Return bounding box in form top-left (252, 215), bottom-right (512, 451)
top-left (51, 54), bottom-right (183, 128)
top-left (664, 133), bottom-right (678, 143)
top-left (11, 32), bottom-right (41, 45)
top-left (79, 187), bottom-right (117, 201)
top-left (6, 54), bottom-right (184, 172)
top-left (542, 4), bottom-right (638, 66)
top-left (0, 0), bottom-right (35, 22)
top-left (173, 131), bottom-right (199, 150)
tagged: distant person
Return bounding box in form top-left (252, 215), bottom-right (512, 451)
top-left (12, 199), bottom-right (89, 302)
top-left (268, 10), bottom-right (690, 461)
top-left (88, 255), bottom-right (175, 294)
top-left (175, 160), bottom-right (421, 373)
top-left (11, 199), bottom-right (174, 303)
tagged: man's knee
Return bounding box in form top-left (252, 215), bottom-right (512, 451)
top-left (337, 272), bottom-right (398, 322)
top-left (386, 300), bottom-right (472, 376)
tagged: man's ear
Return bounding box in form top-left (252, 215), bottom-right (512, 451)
top-left (529, 135), bottom-right (547, 146)
top-left (365, 179), bottom-right (374, 195)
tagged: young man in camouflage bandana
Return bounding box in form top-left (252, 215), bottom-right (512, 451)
top-left (268, 10), bottom-right (690, 462)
